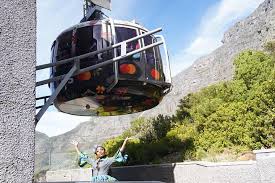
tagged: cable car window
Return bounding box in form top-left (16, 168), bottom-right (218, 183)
top-left (50, 41), bottom-right (56, 76)
top-left (116, 27), bottom-right (137, 45)
top-left (101, 23), bottom-right (112, 46)
top-left (75, 25), bottom-right (114, 88)
top-left (75, 24), bottom-right (115, 73)
top-left (56, 31), bottom-right (72, 61)
top-left (144, 35), bottom-right (155, 64)
top-left (153, 38), bottom-right (164, 81)
top-left (55, 31), bottom-right (73, 76)
top-left (76, 25), bottom-right (102, 66)
top-left (101, 23), bottom-right (113, 61)
top-left (144, 35), bottom-right (164, 81)
top-left (115, 27), bottom-right (140, 59)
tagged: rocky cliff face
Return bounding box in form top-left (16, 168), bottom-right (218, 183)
top-left (142, 0), bottom-right (275, 118)
top-left (35, 132), bottom-right (51, 172)
top-left (35, 0), bottom-right (275, 171)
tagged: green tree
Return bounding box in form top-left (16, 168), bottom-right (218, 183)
top-left (103, 48), bottom-right (275, 164)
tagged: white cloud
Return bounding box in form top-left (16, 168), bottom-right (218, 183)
top-left (185, 36), bottom-right (221, 56)
top-left (36, 110), bottom-right (90, 137)
top-left (171, 0), bottom-right (265, 76)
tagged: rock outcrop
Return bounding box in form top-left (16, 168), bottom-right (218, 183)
top-left (142, 0), bottom-right (275, 118)
top-left (35, 132), bottom-right (51, 172)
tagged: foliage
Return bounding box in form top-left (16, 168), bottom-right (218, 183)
top-left (34, 168), bottom-right (49, 182)
top-left (103, 45), bottom-right (275, 164)
top-left (264, 41), bottom-right (275, 57)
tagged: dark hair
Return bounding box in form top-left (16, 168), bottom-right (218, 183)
top-left (94, 145), bottom-right (105, 154)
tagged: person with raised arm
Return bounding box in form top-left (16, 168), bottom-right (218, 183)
top-left (71, 137), bottom-right (132, 182)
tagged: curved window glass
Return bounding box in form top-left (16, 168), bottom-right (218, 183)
top-left (50, 41), bottom-right (56, 75)
top-left (144, 35), bottom-right (164, 81)
top-left (74, 25), bottom-right (114, 88)
top-left (116, 27), bottom-right (140, 60)
top-left (115, 27), bottom-right (142, 79)
top-left (76, 25), bottom-right (113, 66)
top-left (76, 25), bottom-right (101, 67)
top-left (56, 31), bottom-right (72, 61)
top-left (55, 31), bottom-right (73, 76)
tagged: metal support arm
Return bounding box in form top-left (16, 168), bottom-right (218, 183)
top-left (35, 65), bottom-right (77, 125)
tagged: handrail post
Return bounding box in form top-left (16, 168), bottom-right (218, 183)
top-left (35, 65), bottom-right (77, 124)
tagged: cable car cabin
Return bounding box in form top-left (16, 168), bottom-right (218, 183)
top-left (50, 19), bottom-right (171, 116)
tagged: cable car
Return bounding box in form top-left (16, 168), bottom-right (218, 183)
top-left (36, 0), bottom-right (171, 119)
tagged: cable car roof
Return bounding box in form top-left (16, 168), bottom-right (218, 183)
top-left (56, 19), bottom-right (149, 39)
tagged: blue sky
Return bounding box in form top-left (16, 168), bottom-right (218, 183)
top-left (36, 0), bottom-right (264, 137)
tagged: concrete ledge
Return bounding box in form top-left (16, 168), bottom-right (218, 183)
top-left (253, 149), bottom-right (275, 159)
top-left (44, 182), bottom-right (164, 183)
top-left (45, 149), bottom-right (275, 183)
top-left (172, 160), bottom-right (255, 167)
top-left (253, 149), bottom-right (275, 183)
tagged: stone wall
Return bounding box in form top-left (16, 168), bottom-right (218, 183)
top-left (45, 149), bottom-right (275, 183)
top-left (0, 0), bottom-right (36, 182)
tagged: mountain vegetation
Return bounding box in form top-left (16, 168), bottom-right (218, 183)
top-left (103, 43), bottom-right (275, 165)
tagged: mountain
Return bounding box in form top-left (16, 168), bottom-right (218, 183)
top-left (141, 0), bottom-right (275, 117)
top-left (35, 132), bottom-right (51, 173)
top-left (35, 0), bottom-right (275, 172)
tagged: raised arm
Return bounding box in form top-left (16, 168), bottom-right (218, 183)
top-left (71, 140), bottom-right (95, 166)
top-left (109, 137), bottom-right (132, 163)
top-left (120, 137), bottom-right (132, 152)
top-left (71, 140), bottom-right (81, 155)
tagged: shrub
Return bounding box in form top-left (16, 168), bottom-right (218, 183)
top-left (103, 48), bottom-right (275, 164)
